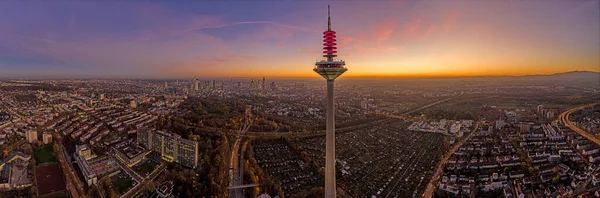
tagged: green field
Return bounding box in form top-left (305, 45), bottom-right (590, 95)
top-left (34, 146), bottom-right (57, 165)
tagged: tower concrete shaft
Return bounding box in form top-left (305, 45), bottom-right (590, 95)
top-left (314, 6), bottom-right (346, 197)
top-left (325, 79), bottom-right (336, 198)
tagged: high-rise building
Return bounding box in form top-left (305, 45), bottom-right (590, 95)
top-left (74, 145), bottom-right (97, 186)
top-left (26, 130), bottom-right (37, 143)
top-left (42, 132), bottom-right (52, 144)
top-left (262, 77), bottom-right (266, 89)
top-left (520, 122), bottom-right (532, 133)
top-left (495, 119), bottom-right (505, 130)
top-left (270, 81), bottom-right (277, 91)
top-left (137, 128), bottom-right (199, 168)
top-left (191, 76), bottom-right (199, 91)
top-left (360, 100), bottom-right (369, 111)
top-left (191, 77), bottom-right (194, 90)
top-left (546, 111), bottom-right (555, 119)
top-left (313, 6), bottom-right (347, 198)
top-left (177, 138), bottom-right (199, 168)
top-left (537, 105), bottom-right (544, 114)
top-left (99, 93), bottom-right (105, 100)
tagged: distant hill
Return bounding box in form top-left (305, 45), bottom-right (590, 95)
top-left (521, 70), bottom-right (599, 82)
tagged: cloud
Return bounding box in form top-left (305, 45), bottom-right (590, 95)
top-left (178, 21), bottom-right (319, 35)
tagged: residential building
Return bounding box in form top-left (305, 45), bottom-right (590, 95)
top-left (113, 142), bottom-right (149, 167)
top-left (74, 145), bottom-right (97, 186)
top-left (137, 128), bottom-right (199, 168)
top-left (26, 130), bottom-right (37, 143)
top-left (0, 151), bottom-right (32, 189)
top-left (42, 132), bottom-right (52, 144)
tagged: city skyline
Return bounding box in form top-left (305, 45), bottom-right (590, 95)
top-left (1, 0), bottom-right (599, 78)
top-left (1, 1), bottom-right (599, 197)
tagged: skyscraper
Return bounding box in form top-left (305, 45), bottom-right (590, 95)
top-left (137, 128), bottom-right (199, 168)
top-left (192, 76), bottom-right (199, 91)
top-left (26, 130), bottom-right (37, 143)
top-left (313, 5), bottom-right (347, 198)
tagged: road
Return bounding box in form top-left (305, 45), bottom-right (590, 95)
top-left (229, 108), bottom-right (256, 198)
top-left (54, 133), bottom-right (85, 198)
top-left (1, 101), bottom-right (24, 120)
top-left (557, 102), bottom-right (600, 195)
top-left (110, 152), bottom-right (166, 198)
top-left (403, 92), bottom-right (463, 115)
top-left (232, 140), bottom-right (249, 197)
top-left (229, 137), bottom-right (242, 197)
top-left (120, 163), bottom-right (166, 198)
top-left (422, 121), bottom-right (480, 198)
top-left (558, 102), bottom-right (600, 145)
top-left (111, 155), bottom-right (142, 183)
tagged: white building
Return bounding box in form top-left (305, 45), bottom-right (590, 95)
top-left (495, 119), bottom-right (504, 130)
top-left (546, 111), bottom-right (554, 119)
top-left (26, 130), bottom-right (37, 143)
top-left (74, 145), bottom-right (97, 186)
top-left (42, 132), bottom-right (52, 144)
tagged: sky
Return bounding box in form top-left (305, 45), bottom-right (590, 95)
top-left (0, 0), bottom-right (598, 78)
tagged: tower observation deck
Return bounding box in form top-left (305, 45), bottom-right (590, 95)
top-left (313, 5), bottom-right (347, 198)
top-left (314, 5), bottom-right (347, 81)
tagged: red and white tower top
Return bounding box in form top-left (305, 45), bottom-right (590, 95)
top-left (314, 5), bottom-right (347, 81)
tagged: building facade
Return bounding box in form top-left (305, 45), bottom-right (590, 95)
top-left (74, 145), bottom-right (97, 186)
top-left (26, 130), bottom-right (37, 143)
top-left (113, 143), bottom-right (149, 167)
top-left (137, 128), bottom-right (199, 168)
top-left (42, 132), bottom-right (52, 144)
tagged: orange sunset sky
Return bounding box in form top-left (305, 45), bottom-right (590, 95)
top-left (0, 0), bottom-right (598, 78)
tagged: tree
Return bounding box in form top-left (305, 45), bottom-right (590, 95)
top-left (552, 175), bottom-right (560, 184)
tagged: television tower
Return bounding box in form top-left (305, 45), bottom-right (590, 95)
top-left (314, 5), bottom-right (347, 198)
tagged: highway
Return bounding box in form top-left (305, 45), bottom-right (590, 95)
top-left (229, 137), bottom-right (242, 197)
top-left (403, 92), bottom-right (463, 115)
top-left (557, 102), bottom-right (599, 195)
top-left (558, 103), bottom-right (600, 145)
top-left (423, 121), bottom-right (480, 198)
top-left (229, 140), bottom-right (250, 197)
top-left (229, 108), bottom-right (253, 198)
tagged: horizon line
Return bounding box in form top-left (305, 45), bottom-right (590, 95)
top-left (1, 70), bottom-right (598, 80)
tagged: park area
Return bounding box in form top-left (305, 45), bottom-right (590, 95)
top-left (34, 145), bottom-right (57, 165)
